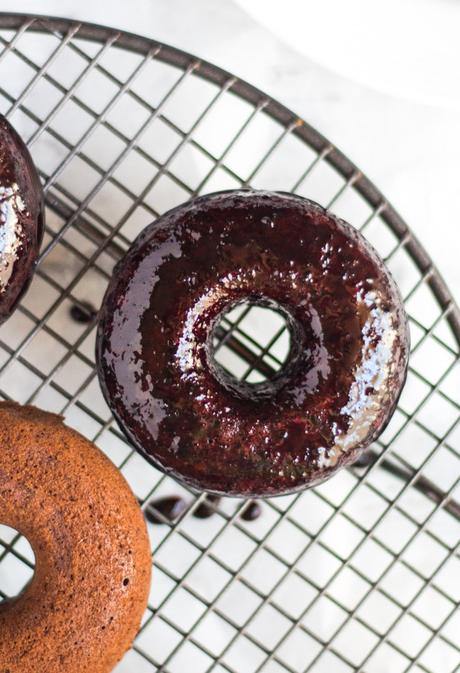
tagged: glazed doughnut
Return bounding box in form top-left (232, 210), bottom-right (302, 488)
top-left (96, 190), bottom-right (409, 496)
top-left (0, 402), bottom-right (151, 673)
top-left (0, 115), bottom-right (44, 323)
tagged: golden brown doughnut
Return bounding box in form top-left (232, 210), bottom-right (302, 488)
top-left (0, 402), bottom-right (151, 673)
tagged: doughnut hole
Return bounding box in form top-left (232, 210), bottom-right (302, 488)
top-left (0, 525), bottom-right (35, 601)
top-left (209, 298), bottom-right (299, 400)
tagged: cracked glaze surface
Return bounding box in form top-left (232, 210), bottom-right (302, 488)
top-left (97, 191), bottom-right (409, 497)
top-left (0, 115), bottom-right (44, 324)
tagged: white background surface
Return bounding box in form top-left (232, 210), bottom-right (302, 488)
top-left (0, 0), bottom-right (458, 305)
top-left (235, 0), bottom-right (460, 110)
top-left (0, 5), bottom-right (459, 671)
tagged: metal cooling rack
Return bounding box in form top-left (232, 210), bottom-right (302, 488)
top-left (0, 13), bottom-right (460, 673)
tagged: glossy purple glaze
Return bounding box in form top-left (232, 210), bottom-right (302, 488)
top-left (96, 191), bottom-right (409, 497)
top-left (0, 115), bottom-right (44, 324)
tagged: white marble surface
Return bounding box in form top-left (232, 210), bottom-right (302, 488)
top-left (0, 0), bottom-right (458, 305)
top-left (0, 6), bottom-right (458, 671)
top-left (235, 0), bottom-right (460, 110)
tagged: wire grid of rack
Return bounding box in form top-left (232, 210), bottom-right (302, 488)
top-left (0, 13), bottom-right (459, 673)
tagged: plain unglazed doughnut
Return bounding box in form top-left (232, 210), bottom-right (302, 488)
top-left (0, 115), bottom-right (44, 324)
top-left (0, 401), bottom-right (151, 673)
top-left (96, 190), bottom-right (409, 497)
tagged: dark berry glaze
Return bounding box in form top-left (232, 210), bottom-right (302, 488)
top-left (0, 115), bottom-right (44, 324)
top-left (96, 191), bottom-right (409, 497)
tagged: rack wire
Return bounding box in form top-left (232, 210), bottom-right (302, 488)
top-left (0, 14), bottom-right (459, 673)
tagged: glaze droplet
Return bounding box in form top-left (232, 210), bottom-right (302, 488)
top-left (70, 301), bottom-right (97, 324)
top-left (353, 451), bottom-right (375, 468)
top-left (145, 496), bottom-right (187, 524)
top-left (193, 494), bottom-right (221, 519)
top-left (240, 500), bottom-right (261, 521)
